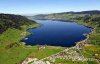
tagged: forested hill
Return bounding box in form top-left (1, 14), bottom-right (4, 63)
top-left (0, 14), bottom-right (36, 33)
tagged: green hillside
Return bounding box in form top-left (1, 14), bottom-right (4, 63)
top-left (0, 14), bottom-right (63, 64)
top-left (0, 14), bottom-right (38, 33)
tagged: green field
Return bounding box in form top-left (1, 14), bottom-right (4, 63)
top-left (77, 20), bottom-right (100, 64)
top-left (0, 13), bottom-right (100, 64)
top-left (53, 58), bottom-right (88, 64)
top-left (0, 24), bottom-right (64, 64)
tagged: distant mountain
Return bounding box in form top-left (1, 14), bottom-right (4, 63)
top-left (59, 10), bottom-right (100, 14)
top-left (0, 14), bottom-right (37, 33)
top-left (31, 10), bottom-right (100, 20)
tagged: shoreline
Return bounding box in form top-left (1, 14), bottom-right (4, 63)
top-left (20, 23), bottom-right (41, 44)
top-left (21, 27), bottom-right (95, 64)
top-left (21, 20), bottom-right (96, 64)
top-left (22, 19), bottom-right (93, 48)
top-left (74, 21), bottom-right (95, 49)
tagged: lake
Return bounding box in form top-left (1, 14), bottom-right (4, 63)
top-left (21, 20), bottom-right (92, 47)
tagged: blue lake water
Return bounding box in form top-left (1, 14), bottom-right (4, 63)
top-left (21, 20), bottom-right (91, 47)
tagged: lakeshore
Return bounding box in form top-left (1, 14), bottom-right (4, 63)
top-left (22, 20), bottom-right (91, 47)
top-left (21, 22), bottom-right (95, 64)
top-left (21, 19), bottom-right (100, 64)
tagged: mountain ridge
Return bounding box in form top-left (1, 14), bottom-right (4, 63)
top-left (29, 10), bottom-right (100, 20)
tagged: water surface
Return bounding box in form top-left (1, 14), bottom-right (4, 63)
top-left (22, 20), bottom-right (91, 47)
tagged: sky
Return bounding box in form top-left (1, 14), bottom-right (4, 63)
top-left (0, 0), bottom-right (100, 15)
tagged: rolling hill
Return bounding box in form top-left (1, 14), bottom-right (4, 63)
top-left (0, 14), bottom-right (37, 33)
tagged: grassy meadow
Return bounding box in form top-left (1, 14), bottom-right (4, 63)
top-left (0, 24), bottom-right (64, 64)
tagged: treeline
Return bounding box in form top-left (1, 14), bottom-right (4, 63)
top-left (0, 14), bottom-right (36, 33)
